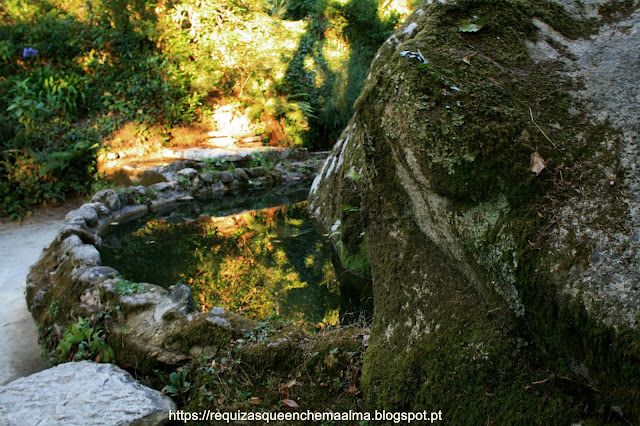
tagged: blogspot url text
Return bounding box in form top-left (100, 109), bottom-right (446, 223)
top-left (168, 409), bottom-right (443, 424)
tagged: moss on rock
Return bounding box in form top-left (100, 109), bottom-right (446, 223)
top-left (311, 0), bottom-right (640, 422)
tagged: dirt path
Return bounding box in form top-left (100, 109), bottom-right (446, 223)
top-left (0, 200), bottom-right (81, 385)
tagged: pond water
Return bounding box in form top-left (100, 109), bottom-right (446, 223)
top-left (99, 184), bottom-right (372, 331)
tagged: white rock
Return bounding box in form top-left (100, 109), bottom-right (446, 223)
top-left (0, 361), bottom-right (175, 426)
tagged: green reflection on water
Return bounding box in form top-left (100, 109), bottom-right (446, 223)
top-left (100, 201), bottom-right (341, 330)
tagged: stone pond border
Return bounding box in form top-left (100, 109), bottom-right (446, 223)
top-left (24, 148), bottom-right (343, 373)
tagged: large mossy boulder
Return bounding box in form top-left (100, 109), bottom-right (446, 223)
top-left (310, 0), bottom-right (640, 422)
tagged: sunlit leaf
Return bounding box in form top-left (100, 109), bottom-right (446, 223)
top-left (459, 18), bottom-right (487, 32)
top-left (285, 379), bottom-right (297, 388)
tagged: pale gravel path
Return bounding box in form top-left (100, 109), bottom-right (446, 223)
top-left (0, 202), bottom-right (80, 385)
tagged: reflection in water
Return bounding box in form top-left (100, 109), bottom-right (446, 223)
top-left (100, 193), bottom-right (372, 331)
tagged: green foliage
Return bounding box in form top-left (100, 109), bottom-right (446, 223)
top-left (115, 278), bottom-right (145, 296)
top-left (178, 175), bottom-right (192, 188)
top-left (340, 239), bottom-right (371, 278)
top-left (54, 316), bottom-right (115, 364)
top-left (458, 17), bottom-right (487, 32)
top-left (163, 368), bottom-right (192, 401)
top-left (282, 0), bottom-right (401, 147)
top-left (247, 151), bottom-right (273, 169)
top-left (0, 0), bottom-right (411, 217)
top-left (345, 169), bottom-right (362, 181)
top-left (203, 157), bottom-right (230, 175)
top-left (6, 78), bottom-right (50, 137)
top-left (46, 300), bottom-right (60, 319)
top-left (0, 135), bottom-right (99, 218)
top-left (243, 313), bottom-right (291, 343)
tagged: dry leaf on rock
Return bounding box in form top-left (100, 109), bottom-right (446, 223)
top-left (530, 152), bottom-right (546, 176)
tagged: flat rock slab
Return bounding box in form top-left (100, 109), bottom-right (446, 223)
top-left (0, 361), bottom-right (175, 426)
top-left (162, 146), bottom-right (281, 162)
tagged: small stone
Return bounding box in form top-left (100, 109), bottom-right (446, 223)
top-left (71, 244), bottom-right (101, 268)
top-left (92, 189), bottom-right (122, 211)
top-left (73, 266), bottom-right (119, 287)
top-left (32, 289), bottom-right (47, 309)
top-left (178, 167), bottom-right (198, 180)
top-left (86, 202), bottom-right (110, 218)
top-left (65, 206), bottom-right (99, 228)
top-left (164, 160), bottom-right (199, 173)
top-left (207, 316), bottom-right (231, 329)
top-left (233, 168), bottom-right (249, 182)
top-left (227, 180), bottom-right (242, 190)
top-left (57, 226), bottom-right (101, 247)
top-left (170, 283), bottom-right (195, 313)
top-left (150, 182), bottom-right (176, 193)
top-left (212, 181), bottom-right (224, 193)
top-left (139, 169), bottom-right (167, 186)
top-left (247, 166), bottom-right (265, 178)
top-left (217, 171), bottom-right (235, 183)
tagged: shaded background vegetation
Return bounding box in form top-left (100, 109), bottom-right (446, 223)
top-left (0, 0), bottom-right (412, 218)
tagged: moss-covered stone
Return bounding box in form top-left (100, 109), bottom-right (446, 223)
top-left (310, 0), bottom-right (640, 422)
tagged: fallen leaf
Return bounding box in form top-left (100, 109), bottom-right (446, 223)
top-left (530, 151), bottom-right (546, 176)
top-left (324, 355), bottom-right (337, 368)
top-left (250, 397), bottom-right (262, 405)
top-left (348, 384), bottom-right (360, 394)
top-left (463, 56), bottom-right (472, 65)
top-left (150, 352), bottom-right (158, 357)
top-left (279, 384), bottom-right (290, 399)
top-left (285, 379), bottom-right (298, 388)
top-left (281, 399), bottom-right (300, 408)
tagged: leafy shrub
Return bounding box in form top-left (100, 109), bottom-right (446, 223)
top-left (163, 368), bottom-right (191, 400)
top-left (54, 316), bottom-right (115, 364)
top-left (0, 134), bottom-right (98, 218)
